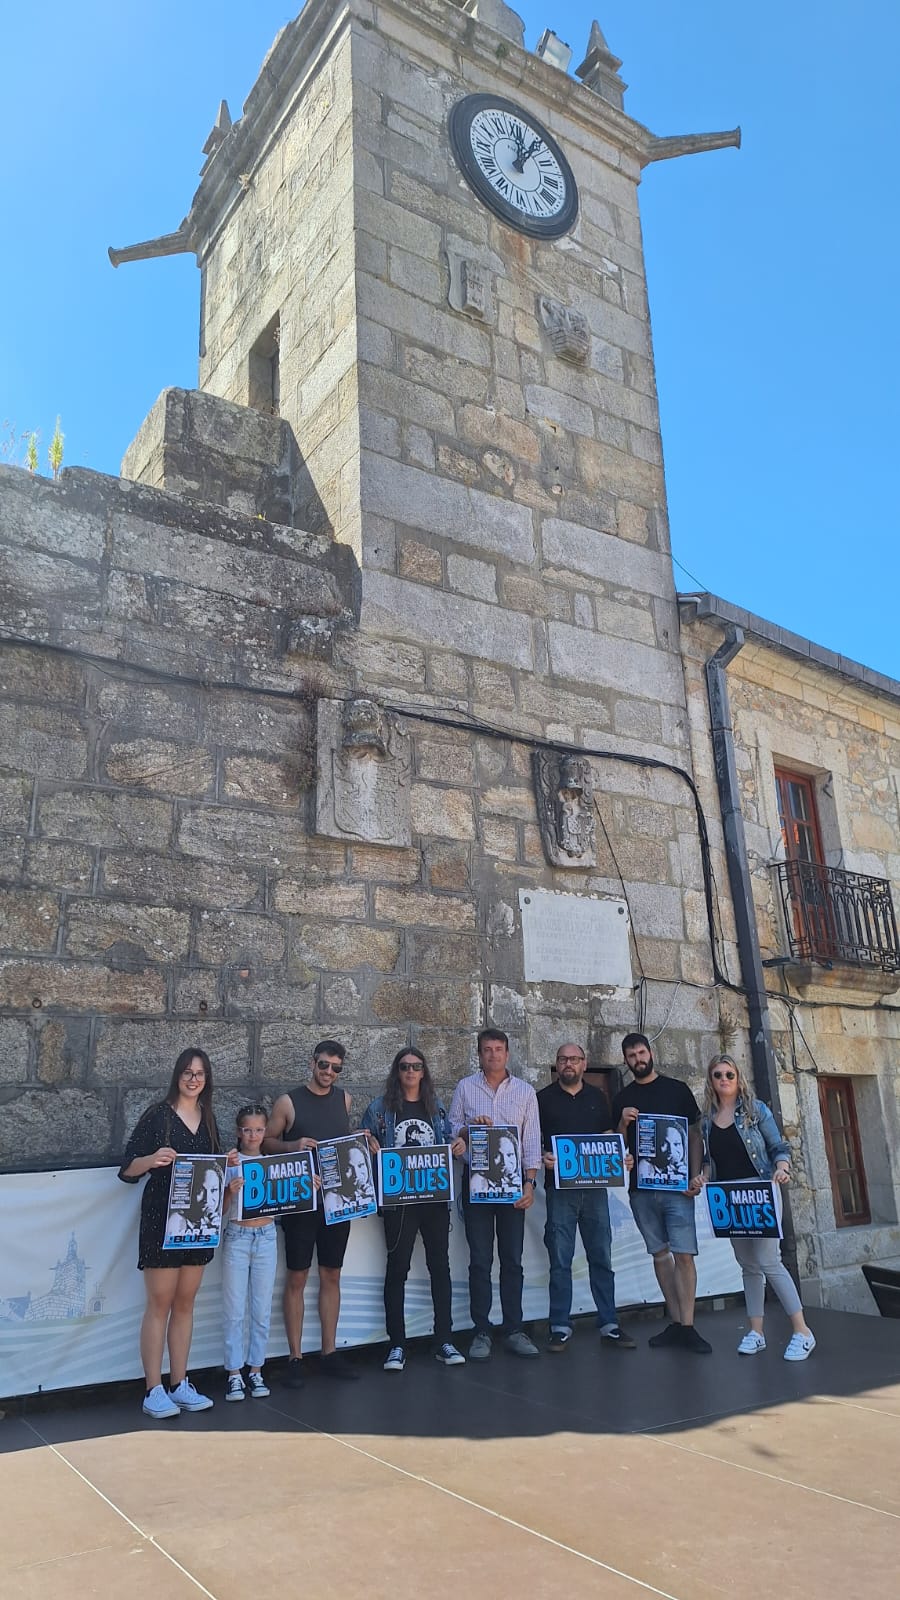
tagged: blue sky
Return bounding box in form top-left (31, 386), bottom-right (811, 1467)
top-left (4, 2), bottom-right (898, 677)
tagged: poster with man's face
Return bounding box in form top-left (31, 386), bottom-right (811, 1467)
top-left (164, 1155), bottom-right (229, 1248)
top-left (317, 1134), bottom-right (378, 1225)
top-left (468, 1124), bottom-right (523, 1204)
top-left (636, 1114), bottom-right (689, 1192)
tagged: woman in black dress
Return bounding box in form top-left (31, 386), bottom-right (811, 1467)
top-left (119, 1048), bottom-right (221, 1418)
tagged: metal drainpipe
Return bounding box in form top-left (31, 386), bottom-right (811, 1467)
top-left (705, 626), bottom-right (799, 1280)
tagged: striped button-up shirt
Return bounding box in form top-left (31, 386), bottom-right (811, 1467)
top-left (449, 1071), bottom-right (542, 1172)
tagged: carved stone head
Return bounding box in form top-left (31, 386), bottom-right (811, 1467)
top-left (341, 696), bottom-right (388, 758)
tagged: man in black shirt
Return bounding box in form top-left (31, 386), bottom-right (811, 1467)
top-left (610, 1032), bottom-right (710, 1354)
top-left (538, 1043), bottom-right (636, 1353)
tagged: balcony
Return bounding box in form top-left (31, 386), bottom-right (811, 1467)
top-left (775, 861), bottom-right (900, 979)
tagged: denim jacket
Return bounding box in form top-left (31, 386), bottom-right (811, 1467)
top-left (701, 1098), bottom-right (791, 1181)
top-left (361, 1094), bottom-right (453, 1149)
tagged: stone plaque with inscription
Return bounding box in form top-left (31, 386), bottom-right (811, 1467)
top-left (519, 888), bottom-right (632, 990)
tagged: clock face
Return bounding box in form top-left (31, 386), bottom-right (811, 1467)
top-left (448, 94), bottom-right (578, 240)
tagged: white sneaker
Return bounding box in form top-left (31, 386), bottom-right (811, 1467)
top-left (169, 1377), bottom-right (214, 1412)
top-left (383, 1346), bottom-right (406, 1372)
top-left (225, 1373), bottom-right (245, 1402)
top-left (784, 1331), bottom-right (816, 1362)
top-left (142, 1383), bottom-right (180, 1419)
top-left (737, 1331), bottom-right (767, 1356)
top-left (435, 1342), bottom-right (466, 1366)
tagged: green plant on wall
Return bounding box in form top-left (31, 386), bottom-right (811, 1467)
top-left (48, 417), bottom-right (64, 479)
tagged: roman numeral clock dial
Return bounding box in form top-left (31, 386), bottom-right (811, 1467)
top-left (448, 94), bottom-right (578, 240)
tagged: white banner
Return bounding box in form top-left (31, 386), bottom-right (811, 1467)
top-left (0, 1167), bottom-right (741, 1397)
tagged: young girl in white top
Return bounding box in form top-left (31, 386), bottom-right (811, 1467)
top-left (222, 1105), bottom-right (278, 1400)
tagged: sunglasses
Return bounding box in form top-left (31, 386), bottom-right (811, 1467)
top-left (399, 1061), bottom-right (425, 1073)
top-left (711, 1069), bottom-right (737, 1081)
top-left (315, 1059), bottom-right (343, 1074)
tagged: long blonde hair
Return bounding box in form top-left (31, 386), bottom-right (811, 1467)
top-left (704, 1054), bottom-right (759, 1124)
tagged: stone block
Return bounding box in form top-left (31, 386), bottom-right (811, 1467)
top-left (401, 345), bottom-right (490, 402)
top-left (335, 633), bottom-right (428, 689)
top-left (223, 969), bottom-right (318, 1021)
top-left (363, 453), bottom-right (535, 564)
top-left (177, 805), bottom-right (323, 868)
top-left (23, 840), bottom-right (95, 892)
top-left (446, 553), bottom-right (497, 603)
top-left (0, 960), bottom-right (165, 1013)
top-left (501, 574), bottom-right (572, 622)
top-left (0, 1087), bottom-right (112, 1169)
top-left (0, 1017), bottom-right (29, 1083)
top-left (322, 975), bottom-right (364, 1021)
top-left (0, 705), bottom-right (88, 780)
top-left (0, 888), bottom-right (59, 954)
top-left (103, 739), bottom-right (215, 797)
top-left (372, 978), bottom-right (480, 1027)
top-left (172, 969), bottom-right (222, 1016)
top-left (290, 920), bottom-right (401, 972)
top-left (548, 622), bottom-right (685, 708)
top-left (458, 406), bottom-right (540, 464)
top-left (101, 850), bottom-right (261, 910)
top-left (221, 755), bottom-right (305, 809)
top-left (35, 1018), bottom-right (91, 1083)
top-left (257, 1022), bottom-right (408, 1084)
top-left (348, 843), bottom-right (420, 884)
top-left (65, 900), bottom-right (190, 962)
top-left (424, 842), bottom-right (471, 891)
top-left (400, 540), bottom-right (443, 585)
top-left (1, 545), bottom-right (98, 616)
top-left (542, 517), bottom-right (674, 598)
top-left (407, 931), bottom-right (478, 977)
top-left (97, 681), bottom-right (202, 740)
top-left (363, 572), bottom-right (534, 671)
top-left (38, 789), bottom-right (173, 851)
top-left (427, 650), bottom-right (469, 696)
top-left (416, 740), bottom-right (475, 786)
top-left (196, 911), bottom-right (286, 966)
top-left (479, 786), bottom-right (536, 822)
top-left (273, 880), bottom-right (367, 919)
top-left (374, 886), bottom-right (475, 931)
top-left (524, 385), bottom-right (593, 438)
top-left (481, 817), bottom-right (519, 859)
top-left (410, 784), bottom-right (476, 841)
top-left (0, 645), bottom-right (85, 704)
top-left (0, 468), bottom-right (106, 562)
top-left (93, 1019), bottom-right (250, 1083)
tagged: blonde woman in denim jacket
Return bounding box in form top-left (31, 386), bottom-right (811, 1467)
top-left (702, 1055), bottom-right (816, 1361)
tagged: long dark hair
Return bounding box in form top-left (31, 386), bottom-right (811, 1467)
top-left (166, 1048), bottom-right (219, 1149)
top-left (383, 1046), bottom-right (438, 1124)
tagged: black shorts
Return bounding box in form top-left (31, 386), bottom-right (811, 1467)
top-left (281, 1208), bottom-right (351, 1272)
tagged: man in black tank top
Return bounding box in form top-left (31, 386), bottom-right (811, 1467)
top-left (264, 1039), bottom-right (360, 1385)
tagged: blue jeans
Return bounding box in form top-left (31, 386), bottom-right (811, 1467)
top-left (544, 1185), bottom-right (616, 1332)
top-left (222, 1220), bottom-right (278, 1370)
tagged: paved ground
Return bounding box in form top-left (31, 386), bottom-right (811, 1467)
top-left (4, 1306), bottom-right (899, 1600)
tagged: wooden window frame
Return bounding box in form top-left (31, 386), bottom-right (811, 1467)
top-left (775, 766), bottom-right (826, 866)
top-left (818, 1076), bottom-right (871, 1227)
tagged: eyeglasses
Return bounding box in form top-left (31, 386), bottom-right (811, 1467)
top-left (399, 1061), bottom-right (425, 1073)
top-left (181, 1069), bottom-right (206, 1082)
top-left (711, 1070), bottom-right (737, 1081)
top-left (556, 1055), bottom-right (585, 1065)
top-left (315, 1059), bottom-right (343, 1074)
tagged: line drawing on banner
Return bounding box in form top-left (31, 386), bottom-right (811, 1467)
top-left (164, 1154), bottom-right (229, 1249)
top-left (469, 1124), bottom-right (523, 1203)
top-left (636, 1114), bottom-right (689, 1192)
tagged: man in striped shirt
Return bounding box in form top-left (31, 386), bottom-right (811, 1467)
top-left (450, 1028), bottom-right (541, 1361)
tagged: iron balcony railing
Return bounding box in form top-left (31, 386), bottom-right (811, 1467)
top-left (775, 860), bottom-right (900, 973)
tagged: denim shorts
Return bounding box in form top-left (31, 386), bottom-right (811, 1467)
top-left (630, 1188), bottom-right (698, 1257)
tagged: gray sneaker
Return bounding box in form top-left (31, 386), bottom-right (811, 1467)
top-left (469, 1331), bottom-right (493, 1361)
top-left (505, 1329), bottom-right (540, 1359)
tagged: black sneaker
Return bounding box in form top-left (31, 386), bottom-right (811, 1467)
top-left (320, 1351), bottom-right (360, 1381)
top-left (285, 1358), bottom-right (305, 1390)
top-left (680, 1325), bottom-right (713, 1355)
top-left (648, 1321), bottom-right (683, 1349)
top-left (600, 1325), bottom-right (637, 1350)
top-left (548, 1329), bottom-right (572, 1353)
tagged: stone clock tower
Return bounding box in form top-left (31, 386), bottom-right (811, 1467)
top-left (109, 0), bottom-right (739, 1077)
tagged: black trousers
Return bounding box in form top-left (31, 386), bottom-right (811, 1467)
top-left (383, 1202), bottom-right (453, 1346)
